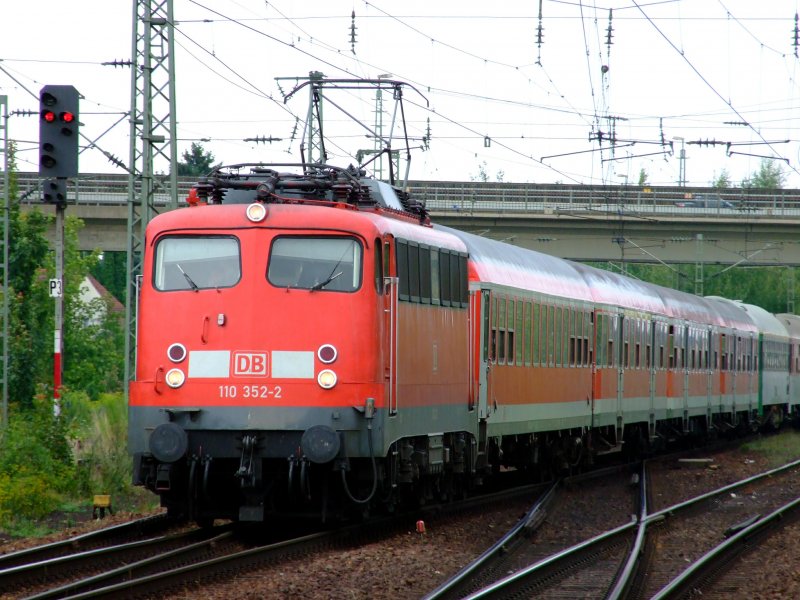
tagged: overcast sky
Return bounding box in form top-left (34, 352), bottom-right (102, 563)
top-left (3, 1), bottom-right (800, 188)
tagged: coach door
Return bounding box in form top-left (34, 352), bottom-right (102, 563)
top-left (591, 310), bottom-right (619, 430)
top-left (382, 238), bottom-right (399, 415)
top-left (477, 290), bottom-right (492, 419)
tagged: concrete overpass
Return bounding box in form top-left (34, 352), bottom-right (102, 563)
top-left (14, 174), bottom-right (800, 266)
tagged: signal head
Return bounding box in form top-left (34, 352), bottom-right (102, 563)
top-left (38, 84), bottom-right (80, 178)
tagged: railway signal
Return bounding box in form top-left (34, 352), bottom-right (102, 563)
top-left (39, 84), bottom-right (80, 178)
top-left (41, 178), bottom-right (67, 207)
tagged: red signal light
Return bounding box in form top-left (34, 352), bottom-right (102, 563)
top-left (60, 111), bottom-right (76, 123)
top-left (42, 110), bottom-right (56, 123)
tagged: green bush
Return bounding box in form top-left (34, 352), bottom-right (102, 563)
top-left (0, 391), bottom-right (157, 535)
top-left (0, 470), bottom-right (60, 521)
top-left (0, 403), bottom-right (74, 528)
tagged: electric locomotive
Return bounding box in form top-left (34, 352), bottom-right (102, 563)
top-left (129, 164), bottom-right (477, 522)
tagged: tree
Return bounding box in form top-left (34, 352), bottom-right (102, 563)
top-left (637, 168), bottom-right (649, 186)
top-left (177, 142), bottom-right (216, 176)
top-left (471, 161), bottom-right (504, 183)
top-left (4, 145), bottom-right (124, 406)
top-left (90, 251), bottom-right (127, 304)
top-left (742, 159), bottom-right (786, 189)
top-left (712, 169), bottom-right (731, 189)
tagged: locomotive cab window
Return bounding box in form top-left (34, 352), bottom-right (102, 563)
top-left (268, 236), bottom-right (362, 292)
top-left (154, 236), bottom-right (241, 291)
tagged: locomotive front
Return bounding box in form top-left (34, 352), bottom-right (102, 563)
top-left (129, 197), bottom-right (389, 523)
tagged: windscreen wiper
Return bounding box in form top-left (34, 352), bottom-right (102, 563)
top-left (177, 263), bottom-right (199, 292)
top-left (310, 271), bottom-right (342, 292)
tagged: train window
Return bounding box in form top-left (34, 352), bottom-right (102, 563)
top-left (490, 295), bottom-right (497, 362)
top-left (374, 241), bottom-right (384, 294)
top-left (507, 299), bottom-right (515, 366)
top-left (499, 298), bottom-right (507, 364)
top-left (482, 291), bottom-right (491, 362)
top-left (569, 311), bottom-right (576, 367)
top-left (268, 236), bottom-right (362, 292)
top-left (595, 315), bottom-right (603, 366)
top-left (408, 243), bottom-right (421, 301)
top-left (440, 250), bottom-right (452, 306)
top-left (430, 251), bottom-right (440, 303)
top-left (547, 306), bottom-right (555, 366)
top-left (419, 246), bottom-right (431, 303)
top-left (450, 253), bottom-right (461, 306)
top-left (583, 312), bottom-right (590, 367)
top-left (532, 303), bottom-right (540, 365)
top-left (524, 302), bottom-right (531, 365)
top-left (459, 255), bottom-right (469, 306)
top-left (154, 235), bottom-right (241, 291)
top-left (554, 307), bottom-right (562, 367)
top-left (516, 301), bottom-right (524, 365)
top-left (396, 241), bottom-right (410, 300)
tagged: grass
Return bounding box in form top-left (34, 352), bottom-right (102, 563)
top-left (740, 428), bottom-right (800, 467)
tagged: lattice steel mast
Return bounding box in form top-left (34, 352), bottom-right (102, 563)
top-left (125, 0), bottom-right (179, 390)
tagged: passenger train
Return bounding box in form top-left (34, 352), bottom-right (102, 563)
top-left (126, 159), bottom-right (800, 524)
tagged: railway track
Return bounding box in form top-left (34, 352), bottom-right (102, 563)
top-left (425, 464), bottom-right (643, 599)
top-left (424, 453), bottom-right (800, 600)
top-left (632, 456), bottom-right (800, 599)
top-left (0, 514), bottom-right (174, 572)
top-left (0, 484), bottom-right (548, 600)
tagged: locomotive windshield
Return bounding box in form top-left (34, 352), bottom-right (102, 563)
top-left (153, 236), bottom-right (241, 291)
top-left (268, 237), bottom-right (362, 292)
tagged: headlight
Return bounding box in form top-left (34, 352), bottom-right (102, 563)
top-left (246, 202), bottom-right (268, 222)
top-left (317, 369), bottom-right (337, 389)
top-left (165, 368), bottom-right (186, 388)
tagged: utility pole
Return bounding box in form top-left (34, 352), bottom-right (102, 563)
top-left (673, 136), bottom-right (686, 186)
top-left (694, 233), bottom-right (704, 296)
top-left (125, 0), bottom-right (179, 392)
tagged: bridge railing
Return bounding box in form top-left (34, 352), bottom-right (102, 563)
top-left (7, 173), bottom-right (800, 217)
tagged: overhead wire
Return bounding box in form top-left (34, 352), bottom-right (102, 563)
top-left (632, 0), bottom-right (800, 179)
top-left (184, 1), bottom-right (584, 181)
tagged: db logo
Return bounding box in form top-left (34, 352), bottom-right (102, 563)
top-left (233, 352), bottom-right (268, 377)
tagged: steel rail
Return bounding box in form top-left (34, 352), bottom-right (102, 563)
top-left (423, 480), bottom-right (559, 600)
top-left (0, 514), bottom-right (172, 570)
top-left (651, 494), bottom-right (800, 599)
